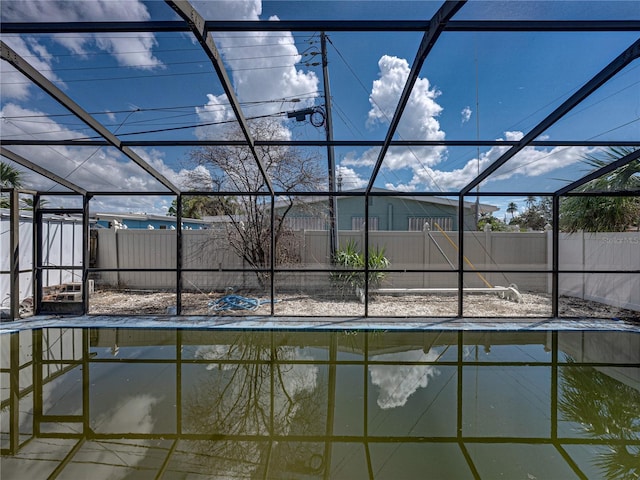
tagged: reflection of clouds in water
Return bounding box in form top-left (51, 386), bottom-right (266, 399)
top-left (93, 394), bottom-right (158, 433)
top-left (278, 350), bottom-right (318, 396)
top-left (369, 349), bottom-right (441, 409)
top-left (274, 350), bottom-right (318, 425)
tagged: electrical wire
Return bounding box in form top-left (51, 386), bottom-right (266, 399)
top-left (326, 35), bottom-right (524, 288)
top-left (493, 116), bottom-right (640, 179)
top-left (0, 92), bottom-right (320, 121)
top-left (327, 36), bottom-right (444, 192)
top-left (1, 115), bottom-right (136, 192)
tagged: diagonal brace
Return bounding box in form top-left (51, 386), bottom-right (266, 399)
top-left (1, 41), bottom-right (179, 194)
top-left (461, 38), bottom-right (640, 196)
top-left (556, 147), bottom-right (640, 195)
top-left (1, 147), bottom-right (88, 195)
top-left (166, 0), bottom-right (274, 194)
top-left (366, 0), bottom-right (467, 193)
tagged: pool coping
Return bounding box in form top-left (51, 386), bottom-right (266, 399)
top-left (1, 314), bottom-right (639, 333)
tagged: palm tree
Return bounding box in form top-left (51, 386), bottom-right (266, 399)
top-left (560, 147), bottom-right (639, 232)
top-left (1, 161), bottom-right (46, 210)
top-left (1, 161), bottom-right (23, 208)
top-left (525, 195), bottom-right (537, 211)
top-left (1, 161), bottom-right (23, 189)
top-left (167, 195), bottom-right (238, 219)
top-left (506, 201), bottom-right (518, 220)
top-left (559, 357), bottom-right (640, 479)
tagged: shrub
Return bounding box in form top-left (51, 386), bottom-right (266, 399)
top-left (331, 239), bottom-right (390, 298)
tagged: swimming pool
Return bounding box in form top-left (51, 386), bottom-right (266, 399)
top-left (1, 327), bottom-right (639, 479)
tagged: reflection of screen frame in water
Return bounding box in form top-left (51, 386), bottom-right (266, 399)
top-left (1, 328), bottom-right (638, 479)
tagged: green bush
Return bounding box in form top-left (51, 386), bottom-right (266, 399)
top-left (331, 239), bottom-right (390, 298)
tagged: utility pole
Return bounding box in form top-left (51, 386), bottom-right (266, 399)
top-left (321, 32), bottom-right (338, 260)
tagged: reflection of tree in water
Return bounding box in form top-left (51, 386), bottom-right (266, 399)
top-left (559, 358), bottom-right (640, 479)
top-left (182, 333), bottom-right (327, 477)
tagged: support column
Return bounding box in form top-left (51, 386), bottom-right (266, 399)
top-left (9, 189), bottom-right (19, 320)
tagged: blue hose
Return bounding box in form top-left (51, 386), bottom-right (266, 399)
top-left (208, 294), bottom-right (273, 312)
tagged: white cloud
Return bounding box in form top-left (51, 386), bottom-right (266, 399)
top-left (405, 131), bottom-right (594, 191)
top-left (341, 148), bottom-right (380, 168)
top-left (1, 1), bottom-right (162, 69)
top-left (1, 103), bottom-right (82, 140)
top-left (194, 93), bottom-right (237, 139)
top-left (337, 165), bottom-right (368, 190)
top-left (1, 104), bottom-right (186, 212)
top-left (0, 37), bottom-right (64, 99)
top-left (337, 55), bottom-right (446, 188)
top-left (367, 55), bottom-right (445, 152)
top-left (335, 55), bottom-right (591, 192)
top-left (191, 1), bottom-right (319, 139)
top-left (369, 349), bottom-right (441, 409)
top-left (193, 0), bottom-right (263, 20)
top-left (461, 106), bottom-right (472, 124)
top-left (94, 32), bottom-right (161, 70)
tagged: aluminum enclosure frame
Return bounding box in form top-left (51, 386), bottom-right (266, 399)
top-left (1, 1), bottom-right (639, 319)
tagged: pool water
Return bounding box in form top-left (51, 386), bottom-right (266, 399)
top-left (1, 328), bottom-right (639, 479)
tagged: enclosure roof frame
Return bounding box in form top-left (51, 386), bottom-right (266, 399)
top-left (459, 37), bottom-right (640, 196)
top-left (365, 0), bottom-right (467, 194)
top-left (0, 0), bottom-right (639, 323)
top-left (3, 20), bottom-right (640, 34)
top-left (0, 4), bottom-right (638, 195)
top-left (0, 147), bottom-right (87, 196)
top-left (0, 41), bottom-right (180, 195)
top-left (166, 0), bottom-right (275, 195)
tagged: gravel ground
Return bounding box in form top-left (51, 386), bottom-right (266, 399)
top-left (87, 289), bottom-right (639, 320)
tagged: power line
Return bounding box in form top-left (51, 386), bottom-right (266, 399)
top-left (8, 51), bottom-right (310, 75)
top-left (1, 119), bottom-right (124, 192)
top-left (58, 110), bottom-right (291, 140)
top-left (0, 92), bottom-right (321, 120)
top-left (2, 61), bottom-right (320, 85)
top-left (494, 116), bottom-right (640, 179)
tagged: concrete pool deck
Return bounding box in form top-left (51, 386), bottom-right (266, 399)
top-left (1, 314), bottom-right (639, 333)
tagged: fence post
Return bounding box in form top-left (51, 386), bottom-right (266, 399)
top-left (581, 231), bottom-right (586, 301)
top-left (484, 223), bottom-right (492, 286)
top-left (423, 223), bottom-right (430, 288)
top-left (546, 228), bottom-right (553, 295)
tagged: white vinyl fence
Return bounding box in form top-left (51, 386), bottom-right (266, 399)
top-left (2, 212), bottom-right (637, 312)
top-left (92, 228), bottom-right (639, 312)
top-left (1, 211), bottom-right (83, 309)
top-left (555, 232), bottom-right (640, 311)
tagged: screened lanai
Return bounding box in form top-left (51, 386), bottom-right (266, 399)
top-left (1, 0), bottom-right (639, 321)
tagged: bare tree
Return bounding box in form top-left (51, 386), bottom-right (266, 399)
top-left (184, 119), bottom-right (325, 288)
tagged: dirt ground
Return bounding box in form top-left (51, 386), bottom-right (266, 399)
top-left (86, 288), bottom-right (639, 320)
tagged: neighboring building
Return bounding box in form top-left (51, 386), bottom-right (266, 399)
top-left (93, 212), bottom-right (210, 230)
top-left (278, 188), bottom-right (498, 231)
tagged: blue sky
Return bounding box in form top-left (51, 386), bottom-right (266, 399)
top-left (1, 0), bottom-right (639, 217)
